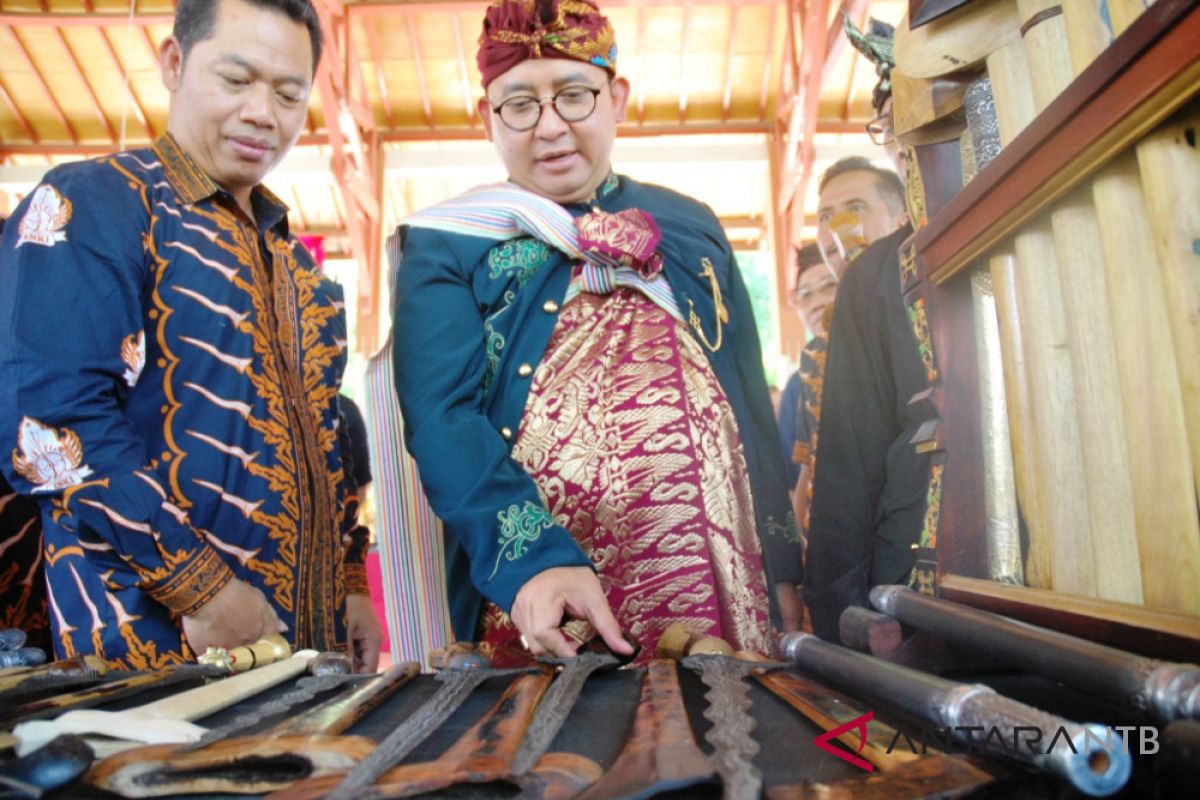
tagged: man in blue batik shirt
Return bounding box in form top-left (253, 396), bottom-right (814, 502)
top-left (0, 0), bottom-right (380, 671)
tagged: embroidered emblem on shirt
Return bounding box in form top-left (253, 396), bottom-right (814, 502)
top-left (16, 185), bottom-right (72, 248)
top-left (121, 331), bottom-right (146, 387)
top-left (488, 500), bottom-right (555, 580)
top-left (12, 416), bottom-right (94, 493)
top-left (487, 239), bottom-right (551, 285)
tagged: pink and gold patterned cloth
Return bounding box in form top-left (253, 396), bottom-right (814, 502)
top-left (478, 286), bottom-right (774, 665)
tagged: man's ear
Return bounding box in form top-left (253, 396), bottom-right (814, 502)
top-left (477, 97), bottom-right (495, 141)
top-left (159, 36), bottom-right (184, 93)
top-left (608, 76), bottom-right (631, 123)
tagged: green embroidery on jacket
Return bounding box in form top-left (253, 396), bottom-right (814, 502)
top-left (487, 239), bottom-right (550, 286)
top-left (488, 501), bottom-right (555, 580)
top-left (482, 290), bottom-right (516, 393)
top-left (599, 172), bottom-right (619, 198)
top-left (483, 325), bottom-right (505, 392)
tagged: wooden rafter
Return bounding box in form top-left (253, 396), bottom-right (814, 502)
top-left (327, 184), bottom-right (346, 229)
top-left (843, 42), bottom-right (863, 121)
top-left (779, 0), bottom-right (833, 211)
top-left (838, 0), bottom-right (873, 123)
top-left (290, 185), bottom-right (312, 231)
top-left (78, 0), bottom-right (154, 141)
top-left (450, 13), bottom-right (477, 126)
top-left (720, 4), bottom-right (740, 122)
top-left (679, 1), bottom-right (692, 122)
top-left (1, 0), bottom-right (782, 27)
top-left (758, 1), bottom-right (778, 121)
top-left (405, 12), bottom-right (436, 129)
top-left (35, 0), bottom-right (116, 143)
top-left (140, 26), bottom-right (160, 64)
top-left (311, 0), bottom-right (384, 356)
top-left (5, 27), bottom-right (77, 143)
top-left (0, 77), bottom-right (38, 143)
top-left (0, 121), bottom-right (875, 158)
top-left (636, 1), bottom-right (647, 124)
top-left (364, 15), bottom-right (396, 128)
top-left (823, 0), bottom-right (870, 84)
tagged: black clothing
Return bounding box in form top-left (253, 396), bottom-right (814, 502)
top-left (803, 224), bottom-right (931, 641)
top-left (339, 393), bottom-right (373, 490)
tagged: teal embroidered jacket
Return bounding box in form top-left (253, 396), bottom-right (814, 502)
top-left (391, 175), bottom-right (802, 640)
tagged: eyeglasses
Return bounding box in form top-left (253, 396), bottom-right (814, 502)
top-left (791, 275), bottom-right (838, 306)
top-left (865, 113), bottom-right (894, 146)
top-left (492, 85), bottom-right (604, 132)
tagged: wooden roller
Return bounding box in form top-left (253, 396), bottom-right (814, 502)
top-left (985, 37), bottom-right (1096, 598)
top-left (1049, 0), bottom-right (1200, 613)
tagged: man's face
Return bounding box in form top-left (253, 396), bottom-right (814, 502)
top-left (793, 263), bottom-right (838, 337)
top-left (160, 0), bottom-right (313, 210)
top-left (479, 59), bottom-right (630, 205)
top-left (816, 170), bottom-right (902, 276)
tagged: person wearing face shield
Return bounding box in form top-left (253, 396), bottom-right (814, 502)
top-left (791, 158), bottom-right (907, 599)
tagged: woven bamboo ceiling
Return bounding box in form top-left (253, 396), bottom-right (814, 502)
top-left (0, 0), bottom-right (906, 356)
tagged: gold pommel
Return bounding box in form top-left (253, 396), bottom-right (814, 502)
top-left (198, 633), bottom-right (291, 673)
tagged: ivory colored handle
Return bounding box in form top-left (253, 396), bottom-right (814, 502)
top-left (13, 651), bottom-right (317, 755)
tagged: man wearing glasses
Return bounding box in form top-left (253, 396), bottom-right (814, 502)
top-left (388, 0), bottom-right (801, 665)
top-left (778, 243), bottom-right (837, 492)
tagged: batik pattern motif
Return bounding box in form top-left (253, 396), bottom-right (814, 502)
top-left (795, 333), bottom-right (829, 533)
top-left (479, 289), bottom-right (773, 665)
top-left (0, 136), bottom-right (362, 668)
top-left (0, 474), bottom-right (49, 654)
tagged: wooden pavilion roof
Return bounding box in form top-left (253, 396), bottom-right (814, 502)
top-left (0, 0), bottom-right (907, 358)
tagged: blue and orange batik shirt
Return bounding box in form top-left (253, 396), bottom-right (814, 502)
top-left (0, 135), bottom-right (365, 669)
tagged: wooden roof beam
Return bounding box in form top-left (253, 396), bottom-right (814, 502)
top-left (289, 185), bottom-right (312, 231)
top-left (0, 120), bottom-right (881, 157)
top-left (82, 0), bottom-right (155, 141)
top-left (364, 17), bottom-right (395, 128)
top-left (636, 1), bottom-right (646, 125)
top-left (720, 4), bottom-right (740, 122)
top-left (36, 0), bottom-right (116, 143)
top-left (450, 13), bottom-right (477, 126)
top-left (312, 0), bottom-right (384, 356)
top-left (758, 1), bottom-right (779, 121)
top-left (405, 12), bottom-right (436, 129)
top-left (0, 78), bottom-right (38, 144)
top-left (679, 1), bottom-right (692, 123)
top-left (5, 27), bottom-right (77, 143)
top-left (823, 0), bottom-right (870, 85)
top-left (0, 0), bottom-right (783, 28)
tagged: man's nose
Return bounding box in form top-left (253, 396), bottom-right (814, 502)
top-left (240, 84), bottom-right (275, 127)
top-left (533, 101), bottom-right (569, 137)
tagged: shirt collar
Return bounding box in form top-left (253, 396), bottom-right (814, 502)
top-left (152, 133), bottom-right (291, 235)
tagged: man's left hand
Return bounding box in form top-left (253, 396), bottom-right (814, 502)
top-left (775, 582), bottom-right (804, 633)
top-left (346, 594), bottom-right (383, 673)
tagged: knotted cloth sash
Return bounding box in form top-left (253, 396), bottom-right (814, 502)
top-left (403, 182), bottom-right (682, 320)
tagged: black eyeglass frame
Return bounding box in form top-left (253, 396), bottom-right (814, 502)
top-left (865, 113), bottom-right (895, 146)
top-left (491, 85), bottom-right (605, 132)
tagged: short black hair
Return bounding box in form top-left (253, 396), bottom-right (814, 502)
top-left (173, 0), bottom-right (323, 74)
top-left (795, 242), bottom-right (824, 282)
top-left (818, 156), bottom-right (905, 217)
